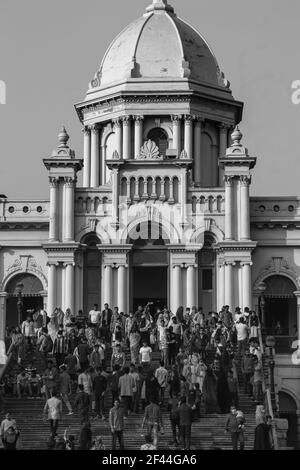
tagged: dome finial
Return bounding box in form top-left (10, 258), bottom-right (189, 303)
top-left (58, 126), bottom-right (69, 148)
top-left (231, 125), bottom-right (243, 145)
top-left (146, 0), bottom-right (174, 14)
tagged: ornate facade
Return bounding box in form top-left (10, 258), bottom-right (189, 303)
top-left (0, 0), bottom-right (299, 445)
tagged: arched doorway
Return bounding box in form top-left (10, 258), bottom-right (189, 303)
top-left (264, 275), bottom-right (297, 337)
top-left (279, 391), bottom-right (298, 449)
top-left (6, 273), bottom-right (44, 328)
top-left (198, 233), bottom-right (216, 312)
top-left (129, 221), bottom-right (169, 312)
top-left (82, 233), bottom-right (101, 315)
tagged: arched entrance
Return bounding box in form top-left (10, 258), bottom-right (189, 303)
top-left (82, 233), bottom-right (101, 315)
top-left (264, 275), bottom-right (297, 337)
top-left (6, 273), bottom-right (44, 328)
top-left (129, 221), bottom-right (169, 312)
top-left (198, 233), bottom-right (216, 312)
top-left (279, 391), bottom-right (298, 449)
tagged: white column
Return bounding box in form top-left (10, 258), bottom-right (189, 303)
top-left (118, 265), bottom-right (127, 314)
top-left (103, 265), bottom-right (113, 306)
top-left (194, 118), bottom-right (203, 185)
top-left (47, 263), bottom-right (57, 317)
top-left (184, 115), bottom-right (193, 159)
top-left (159, 177), bottom-right (166, 201)
top-left (65, 263), bottom-right (75, 314)
top-left (122, 116), bottom-right (131, 160)
top-left (101, 145), bottom-right (106, 185)
top-left (0, 292), bottom-right (7, 364)
top-left (133, 177), bottom-right (140, 201)
top-left (224, 262), bottom-right (234, 310)
top-left (49, 177), bottom-right (59, 241)
top-left (83, 126), bottom-right (91, 187)
top-left (240, 176), bottom-right (251, 240)
top-left (171, 115), bottom-right (182, 156)
top-left (90, 124), bottom-right (100, 187)
top-left (242, 262), bottom-right (252, 310)
top-left (224, 176), bottom-right (234, 240)
top-left (186, 265), bottom-right (196, 309)
top-left (171, 265), bottom-right (182, 312)
top-left (63, 177), bottom-right (75, 242)
top-left (111, 168), bottom-right (119, 223)
top-left (219, 124), bottom-right (228, 186)
top-left (218, 262), bottom-right (225, 310)
top-left (134, 115), bottom-right (144, 159)
top-left (113, 118), bottom-right (122, 158)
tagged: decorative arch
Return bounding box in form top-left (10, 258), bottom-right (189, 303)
top-left (143, 121), bottom-right (173, 142)
top-left (2, 270), bottom-right (46, 294)
top-left (76, 224), bottom-right (112, 244)
top-left (1, 256), bottom-right (48, 292)
top-left (279, 389), bottom-right (299, 410)
top-left (187, 221), bottom-right (224, 245)
top-left (253, 260), bottom-right (299, 292)
top-left (120, 213), bottom-right (180, 245)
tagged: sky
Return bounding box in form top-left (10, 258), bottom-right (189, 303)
top-left (0, 0), bottom-right (300, 199)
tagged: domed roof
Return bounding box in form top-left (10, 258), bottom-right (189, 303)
top-left (89, 0), bottom-right (228, 91)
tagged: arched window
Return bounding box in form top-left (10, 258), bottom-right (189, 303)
top-left (147, 128), bottom-right (168, 157)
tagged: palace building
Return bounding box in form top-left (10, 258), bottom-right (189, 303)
top-left (0, 0), bottom-right (299, 444)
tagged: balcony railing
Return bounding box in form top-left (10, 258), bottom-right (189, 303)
top-left (75, 189), bottom-right (112, 216)
top-left (188, 188), bottom-right (225, 215)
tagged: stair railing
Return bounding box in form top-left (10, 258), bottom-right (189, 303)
top-left (257, 319), bottom-right (279, 450)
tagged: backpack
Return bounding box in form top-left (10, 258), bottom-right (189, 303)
top-left (5, 426), bottom-right (17, 444)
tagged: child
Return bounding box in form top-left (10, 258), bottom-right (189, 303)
top-left (236, 410), bottom-right (245, 430)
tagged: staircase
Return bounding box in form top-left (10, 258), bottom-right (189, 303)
top-left (1, 349), bottom-right (257, 450)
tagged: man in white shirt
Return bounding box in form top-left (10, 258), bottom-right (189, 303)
top-left (43, 391), bottom-right (63, 437)
top-left (139, 341), bottom-right (152, 367)
top-left (236, 319), bottom-right (249, 356)
top-left (89, 304), bottom-right (101, 325)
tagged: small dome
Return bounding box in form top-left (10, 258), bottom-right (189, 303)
top-left (89, 0), bottom-right (226, 90)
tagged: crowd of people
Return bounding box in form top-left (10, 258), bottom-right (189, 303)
top-left (0, 302), bottom-right (274, 450)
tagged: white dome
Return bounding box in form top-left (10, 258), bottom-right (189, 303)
top-left (89, 0), bottom-right (225, 90)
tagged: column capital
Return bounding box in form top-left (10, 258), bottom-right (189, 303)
top-left (218, 122), bottom-right (232, 131)
top-left (64, 177), bottom-right (76, 187)
top-left (171, 115), bottom-right (182, 123)
top-left (63, 261), bottom-right (76, 267)
top-left (112, 117), bottom-right (122, 128)
top-left (0, 292), bottom-right (8, 298)
top-left (133, 115), bottom-right (144, 122)
top-left (121, 115), bottom-right (131, 124)
top-left (91, 123), bottom-right (100, 133)
top-left (49, 177), bottom-right (59, 188)
top-left (194, 116), bottom-right (205, 125)
top-left (240, 176), bottom-right (252, 186)
top-left (82, 126), bottom-right (91, 135)
top-left (117, 264), bottom-right (128, 269)
top-left (225, 261), bottom-right (236, 267)
top-left (240, 261), bottom-right (253, 267)
top-left (224, 175), bottom-right (234, 186)
top-left (184, 114), bottom-right (194, 124)
top-left (47, 261), bottom-right (60, 267)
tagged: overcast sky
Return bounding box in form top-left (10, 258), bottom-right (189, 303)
top-left (0, 0), bottom-right (300, 199)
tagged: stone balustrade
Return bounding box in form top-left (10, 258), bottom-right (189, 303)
top-left (75, 189), bottom-right (112, 215)
top-left (0, 199), bottom-right (49, 221)
top-left (120, 175), bottom-right (180, 204)
top-left (188, 188), bottom-right (225, 215)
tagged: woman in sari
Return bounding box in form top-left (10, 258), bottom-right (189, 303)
top-left (254, 405), bottom-right (272, 450)
top-left (129, 323), bottom-right (141, 364)
top-left (202, 367), bottom-right (220, 414)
